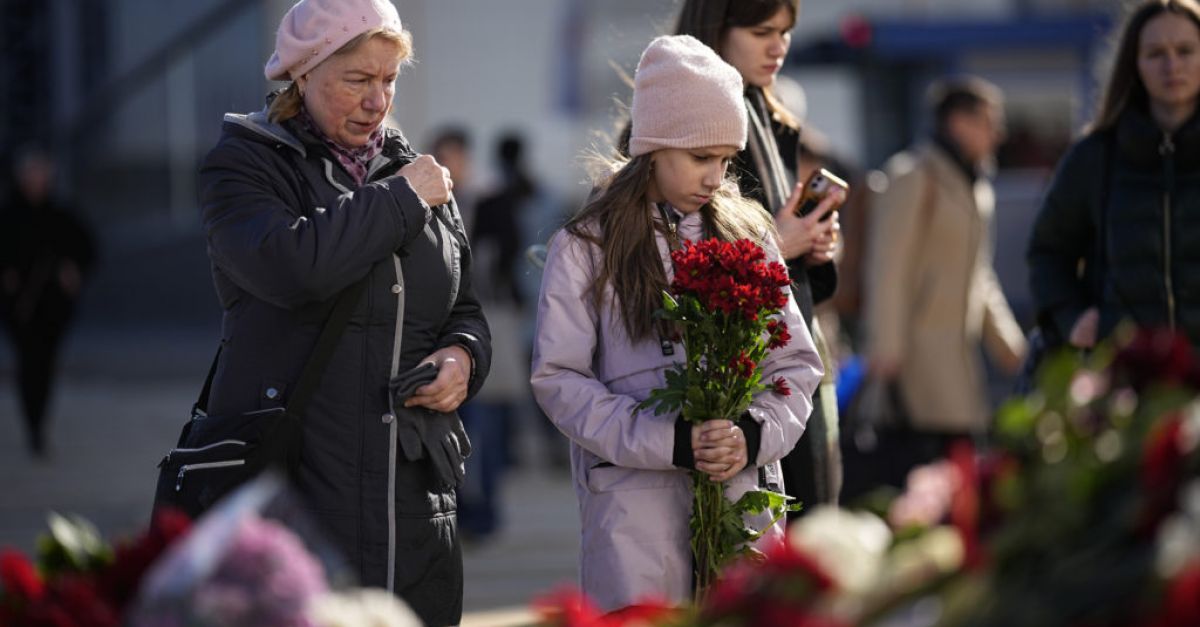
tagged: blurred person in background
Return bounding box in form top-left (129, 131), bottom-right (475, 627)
top-left (0, 147), bottom-right (96, 458)
top-left (1029, 0), bottom-right (1200, 352)
top-left (855, 77), bottom-right (1026, 502)
top-left (195, 0), bottom-right (490, 623)
top-left (673, 0), bottom-right (843, 515)
top-left (428, 126), bottom-right (478, 233)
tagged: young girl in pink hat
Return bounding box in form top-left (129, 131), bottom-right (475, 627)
top-left (530, 34), bottom-right (831, 611)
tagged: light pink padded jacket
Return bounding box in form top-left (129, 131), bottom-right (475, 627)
top-left (530, 207), bottom-right (824, 611)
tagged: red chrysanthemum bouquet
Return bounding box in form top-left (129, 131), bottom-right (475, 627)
top-left (638, 237), bottom-right (801, 598)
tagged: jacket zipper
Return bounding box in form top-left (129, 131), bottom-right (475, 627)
top-left (1160, 133), bottom-right (1177, 329)
top-left (175, 459), bottom-right (245, 491)
top-left (384, 253), bottom-right (406, 592)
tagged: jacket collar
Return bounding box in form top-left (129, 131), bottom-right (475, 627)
top-left (223, 94), bottom-right (418, 166)
top-left (932, 132), bottom-right (981, 184)
top-left (1116, 106), bottom-right (1200, 172)
top-left (223, 110), bottom-right (308, 156)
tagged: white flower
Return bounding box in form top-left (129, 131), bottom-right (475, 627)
top-left (1156, 480), bottom-right (1200, 578)
top-left (308, 588), bottom-right (422, 627)
top-left (789, 506), bottom-right (892, 595)
top-left (880, 526), bottom-right (965, 594)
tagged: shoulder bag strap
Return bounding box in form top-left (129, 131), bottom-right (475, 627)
top-left (191, 276), bottom-right (369, 419)
top-left (286, 276), bottom-right (369, 417)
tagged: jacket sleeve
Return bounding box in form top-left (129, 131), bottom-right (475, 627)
top-left (748, 234), bottom-right (824, 466)
top-left (805, 260), bottom-right (838, 305)
top-left (200, 137), bottom-right (431, 309)
top-left (434, 198), bottom-right (492, 399)
top-left (978, 262), bottom-right (1027, 370)
top-left (529, 232), bottom-right (678, 470)
top-left (1026, 137), bottom-right (1101, 339)
top-left (864, 157), bottom-right (927, 363)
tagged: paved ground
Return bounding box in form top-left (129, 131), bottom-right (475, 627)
top-left (0, 328), bottom-right (579, 626)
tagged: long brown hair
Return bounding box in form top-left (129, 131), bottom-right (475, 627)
top-left (268, 27), bottom-right (414, 124)
top-left (565, 154), bottom-right (775, 341)
top-left (1093, 0), bottom-right (1200, 132)
top-left (675, 0), bottom-right (802, 129)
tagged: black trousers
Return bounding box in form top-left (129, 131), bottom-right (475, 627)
top-left (6, 313), bottom-right (69, 455)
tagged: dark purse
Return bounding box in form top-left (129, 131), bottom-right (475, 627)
top-left (152, 278), bottom-right (366, 518)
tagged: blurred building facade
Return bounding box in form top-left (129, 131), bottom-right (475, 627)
top-left (2, 0), bottom-right (1124, 325)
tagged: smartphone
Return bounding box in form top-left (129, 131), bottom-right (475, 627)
top-left (794, 168), bottom-right (849, 220)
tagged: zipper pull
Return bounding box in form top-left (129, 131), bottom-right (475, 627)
top-left (176, 466), bottom-right (187, 492)
top-left (1160, 133), bottom-right (1176, 156)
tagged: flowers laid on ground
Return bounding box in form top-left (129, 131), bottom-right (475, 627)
top-left (0, 476), bottom-right (421, 627)
top-left (130, 514), bottom-right (327, 626)
top-left (637, 237), bottom-right (799, 596)
top-left (539, 327), bottom-right (1200, 626)
top-left (0, 509), bottom-right (191, 627)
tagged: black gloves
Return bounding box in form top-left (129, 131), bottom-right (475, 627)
top-left (388, 362), bottom-right (472, 488)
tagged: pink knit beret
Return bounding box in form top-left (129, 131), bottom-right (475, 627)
top-left (264, 0), bottom-right (403, 81)
top-left (628, 35), bottom-right (747, 158)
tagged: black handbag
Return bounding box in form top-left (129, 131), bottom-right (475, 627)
top-left (153, 278), bottom-right (366, 519)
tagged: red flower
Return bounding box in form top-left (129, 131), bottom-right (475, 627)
top-left (101, 508), bottom-right (191, 609)
top-left (1, 549), bottom-right (46, 603)
top-left (533, 588), bottom-right (676, 627)
top-left (1112, 327), bottom-right (1195, 391)
top-left (946, 439), bottom-right (984, 570)
top-left (1149, 561), bottom-right (1200, 627)
top-left (1138, 414), bottom-right (1188, 533)
top-left (766, 320), bottom-right (791, 350)
top-left (772, 377), bottom-right (792, 397)
top-left (670, 239), bottom-right (789, 323)
top-left (729, 352), bottom-right (756, 379)
top-left (45, 576), bottom-right (118, 627)
top-left (704, 542), bottom-right (838, 623)
top-left (604, 600), bottom-right (678, 625)
top-left (533, 587), bottom-right (606, 627)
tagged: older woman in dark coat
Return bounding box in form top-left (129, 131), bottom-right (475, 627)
top-left (196, 0), bottom-right (489, 623)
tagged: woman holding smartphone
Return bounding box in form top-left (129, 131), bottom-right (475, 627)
top-left (673, 0), bottom-right (843, 513)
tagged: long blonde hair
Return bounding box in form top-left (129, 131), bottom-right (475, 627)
top-left (565, 153), bottom-right (775, 341)
top-left (268, 27), bottom-right (414, 124)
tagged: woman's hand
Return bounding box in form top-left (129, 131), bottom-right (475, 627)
top-left (775, 184), bottom-right (844, 261)
top-left (692, 419), bottom-right (748, 482)
top-left (803, 211), bottom-right (841, 266)
top-left (1069, 307), bottom-right (1100, 349)
top-left (398, 154), bottom-right (453, 207)
top-left (403, 345), bottom-right (472, 412)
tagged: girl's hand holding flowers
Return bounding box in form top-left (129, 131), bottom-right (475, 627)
top-left (693, 420), bottom-right (748, 482)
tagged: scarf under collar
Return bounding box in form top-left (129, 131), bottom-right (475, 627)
top-left (743, 87), bottom-right (792, 215)
top-left (297, 108), bottom-right (385, 187)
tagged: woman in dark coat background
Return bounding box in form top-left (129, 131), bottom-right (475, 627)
top-left (0, 148), bottom-right (96, 458)
top-left (1029, 0), bottom-right (1200, 351)
top-left (196, 0), bottom-right (490, 624)
top-left (674, 0), bottom-right (843, 513)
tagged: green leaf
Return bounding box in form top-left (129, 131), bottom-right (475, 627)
top-left (732, 489), bottom-right (791, 516)
top-left (36, 512), bottom-right (112, 575)
top-left (661, 290), bottom-right (680, 312)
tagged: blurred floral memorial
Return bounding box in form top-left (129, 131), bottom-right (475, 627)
top-left (539, 327), bottom-right (1200, 626)
top-left (0, 474), bottom-right (422, 627)
top-left (637, 237), bottom-right (801, 598)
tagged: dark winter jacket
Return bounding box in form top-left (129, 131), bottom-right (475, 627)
top-left (1028, 107), bottom-right (1200, 348)
top-left (198, 108), bottom-right (490, 626)
top-left (735, 86), bottom-right (840, 512)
